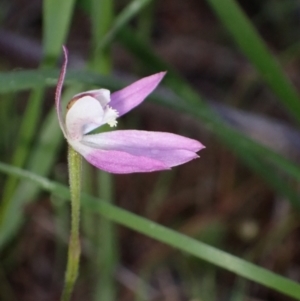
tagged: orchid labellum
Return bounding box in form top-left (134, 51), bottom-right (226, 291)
top-left (56, 47), bottom-right (204, 173)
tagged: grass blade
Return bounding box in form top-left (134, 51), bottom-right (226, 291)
top-left (43, 0), bottom-right (76, 61)
top-left (206, 0), bottom-right (300, 123)
top-left (0, 162), bottom-right (300, 299)
top-left (96, 0), bottom-right (156, 52)
top-left (0, 0), bottom-right (76, 238)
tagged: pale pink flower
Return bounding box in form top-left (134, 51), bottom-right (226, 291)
top-left (56, 47), bottom-right (205, 173)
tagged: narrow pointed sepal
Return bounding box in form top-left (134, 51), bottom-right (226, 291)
top-left (110, 72), bottom-right (166, 117)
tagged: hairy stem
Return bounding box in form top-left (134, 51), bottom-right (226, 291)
top-left (61, 146), bottom-right (82, 301)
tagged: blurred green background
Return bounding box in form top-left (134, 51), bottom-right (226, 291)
top-left (0, 0), bottom-right (300, 300)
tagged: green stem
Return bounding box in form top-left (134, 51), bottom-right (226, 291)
top-left (61, 146), bottom-right (82, 301)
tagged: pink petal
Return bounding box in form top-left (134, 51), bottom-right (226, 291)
top-left (80, 130), bottom-right (204, 171)
top-left (110, 72), bottom-right (166, 116)
top-left (87, 150), bottom-right (170, 173)
top-left (55, 46), bottom-right (68, 137)
top-left (82, 130), bottom-right (204, 152)
top-left (70, 140), bottom-right (169, 173)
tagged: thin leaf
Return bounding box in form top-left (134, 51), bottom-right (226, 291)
top-left (206, 0), bottom-right (300, 123)
top-left (95, 0), bottom-right (155, 52)
top-left (43, 0), bottom-right (76, 61)
top-left (0, 162), bottom-right (299, 300)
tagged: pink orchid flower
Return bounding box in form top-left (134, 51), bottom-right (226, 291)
top-left (55, 47), bottom-right (205, 173)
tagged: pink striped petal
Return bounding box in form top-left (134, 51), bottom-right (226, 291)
top-left (86, 149), bottom-right (170, 173)
top-left (110, 72), bottom-right (166, 116)
top-left (69, 140), bottom-right (168, 173)
top-left (82, 130), bottom-right (204, 152)
top-left (79, 130), bottom-right (204, 172)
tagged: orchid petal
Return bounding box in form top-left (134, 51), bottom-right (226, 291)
top-left (55, 46), bottom-right (68, 137)
top-left (81, 130), bottom-right (204, 168)
top-left (69, 140), bottom-right (169, 173)
top-left (82, 130), bottom-right (203, 152)
top-left (110, 72), bottom-right (166, 117)
top-left (72, 89), bottom-right (111, 108)
top-left (66, 96), bottom-right (105, 140)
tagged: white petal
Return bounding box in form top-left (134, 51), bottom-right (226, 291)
top-left (66, 96), bottom-right (104, 140)
top-left (73, 89), bottom-right (111, 107)
top-left (98, 89), bottom-right (111, 106)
